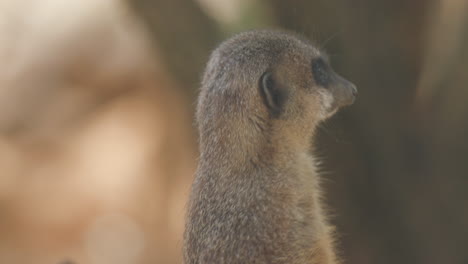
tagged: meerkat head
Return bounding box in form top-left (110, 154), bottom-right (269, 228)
top-left (197, 30), bottom-right (356, 153)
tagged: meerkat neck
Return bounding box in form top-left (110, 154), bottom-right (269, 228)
top-left (199, 118), bottom-right (318, 169)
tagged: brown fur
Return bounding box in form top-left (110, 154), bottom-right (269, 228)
top-left (184, 30), bottom-right (356, 264)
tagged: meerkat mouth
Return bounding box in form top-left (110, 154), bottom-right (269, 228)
top-left (325, 74), bottom-right (357, 116)
top-left (319, 85), bottom-right (356, 119)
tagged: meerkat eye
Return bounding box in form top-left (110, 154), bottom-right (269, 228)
top-left (311, 58), bottom-right (331, 88)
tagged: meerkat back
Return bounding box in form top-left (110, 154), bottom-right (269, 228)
top-left (183, 30), bottom-right (356, 264)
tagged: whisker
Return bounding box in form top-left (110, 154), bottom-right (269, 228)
top-left (320, 30), bottom-right (342, 50)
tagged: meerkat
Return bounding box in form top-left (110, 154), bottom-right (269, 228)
top-left (183, 30), bottom-right (357, 264)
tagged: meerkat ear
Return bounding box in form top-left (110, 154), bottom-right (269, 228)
top-left (259, 72), bottom-right (288, 117)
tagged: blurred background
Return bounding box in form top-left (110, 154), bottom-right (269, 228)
top-left (0, 0), bottom-right (467, 263)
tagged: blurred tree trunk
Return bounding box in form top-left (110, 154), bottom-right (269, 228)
top-left (127, 0), bottom-right (221, 100)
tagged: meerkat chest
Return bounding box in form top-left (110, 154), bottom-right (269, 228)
top-left (287, 153), bottom-right (321, 225)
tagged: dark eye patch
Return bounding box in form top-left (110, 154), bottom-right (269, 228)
top-left (311, 58), bottom-right (331, 87)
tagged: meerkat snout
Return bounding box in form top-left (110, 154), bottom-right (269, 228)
top-left (310, 57), bottom-right (357, 118)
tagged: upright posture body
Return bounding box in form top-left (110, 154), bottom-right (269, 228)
top-left (184, 30), bottom-right (356, 264)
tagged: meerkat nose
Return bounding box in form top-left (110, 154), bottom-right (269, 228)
top-left (349, 83), bottom-right (357, 105)
top-left (351, 83), bottom-right (358, 97)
